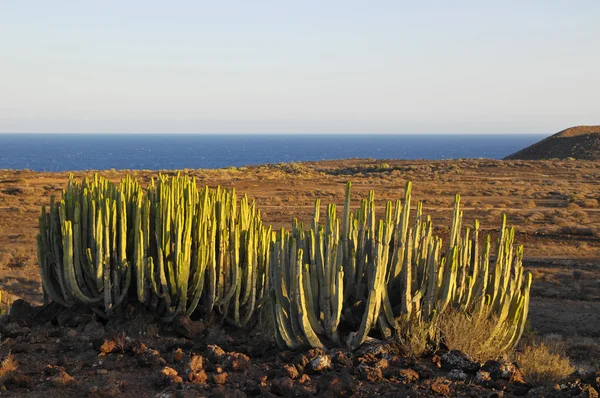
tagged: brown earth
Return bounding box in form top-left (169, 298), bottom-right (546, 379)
top-left (505, 125), bottom-right (600, 160)
top-left (0, 158), bottom-right (599, 396)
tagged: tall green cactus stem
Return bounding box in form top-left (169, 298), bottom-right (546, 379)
top-left (270, 181), bottom-right (532, 352)
top-left (38, 174), bottom-right (134, 317)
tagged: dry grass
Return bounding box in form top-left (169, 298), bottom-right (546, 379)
top-left (438, 310), bottom-right (509, 362)
top-left (517, 341), bottom-right (574, 386)
top-left (0, 354), bottom-right (17, 387)
top-left (395, 318), bottom-right (437, 357)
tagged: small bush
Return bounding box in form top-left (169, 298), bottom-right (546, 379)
top-left (0, 354), bottom-right (17, 387)
top-left (438, 309), bottom-right (508, 362)
top-left (518, 342), bottom-right (574, 386)
top-left (396, 319), bottom-right (437, 357)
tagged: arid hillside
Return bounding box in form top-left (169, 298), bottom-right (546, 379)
top-left (505, 125), bottom-right (600, 160)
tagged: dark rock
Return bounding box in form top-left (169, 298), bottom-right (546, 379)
top-left (448, 368), bottom-right (468, 381)
top-left (583, 372), bottom-right (600, 390)
top-left (296, 348), bottom-right (326, 367)
top-left (271, 377), bottom-right (294, 396)
top-left (512, 385), bottom-right (530, 396)
top-left (482, 360), bottom-right (519, 381)
top-left (48, 369), bottom-right (75, 387)
top-left (423, 378), bottom-right (451, 396)
top-left (357, 362), bottom-right (383, 382)
top-left (206, 345), bottom-right (227, 362)
top-left (159, 366), bottom-right (183, 385)
top-left (225, 352), bottom-right (251, 372)
top-left (137, 347), bottom-right (166, 367)
top-left (474, 370), bottom-right (493, 387)
top-left (331, 349), bottom-right (353, 368)
top-left (171, 314), bottom-right (205, 339)
top-left (441, 350), bottom-right (480, 373)
top-left (1, 323), bottom-right (30, 338)
top-left (398, 368), bottom-right (420, 383)
top-left (212, 372), bottom-right (228, 385)
top-left (83, 319), bottom-right (105, 339)
top-left (317, 373), bottom-right (354, 397)
top-left (9, 374), bottom-right (34, 389)
top-left (309, 354), bottom-right (332, 373)
top-left (188, 369), bottom-right (208, 384)
top-left (578, 384), bottom-right (599, 398)
top-left (281, 364), bottom-right (299, 380)
top-left (208, 387), bottom-right (247, 398)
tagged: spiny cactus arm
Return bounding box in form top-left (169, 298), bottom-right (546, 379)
top-left (349, 222), bottom-right (386, 350)
top-left (102, 199), bottom-right (113, 314)
top-left (301, 261), bottom-right (325, 334)
top-left (296, 249), bottom-right (326, 349)
top-left (62, 220), bottom-right (102, 305)
top-left (392, 182), bottom-right (412, 282)
top-left (504, 272), bottom-right (532, 350)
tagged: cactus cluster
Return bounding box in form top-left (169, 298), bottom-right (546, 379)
top-left (38, 173), bottom-right (531, 352)
top-left (270, 182), bottom-right (531, 351)
top-left (38, 173), bottom-right (270, 324)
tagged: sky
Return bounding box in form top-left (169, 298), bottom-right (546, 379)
top-left (0, 1), bottom-right (598, 134)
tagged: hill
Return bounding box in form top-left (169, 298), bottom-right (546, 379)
top-left (505, 125), bottom-right (600, 160)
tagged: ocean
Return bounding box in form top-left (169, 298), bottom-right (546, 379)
top-left (0, 134), bottom-right (545, 172)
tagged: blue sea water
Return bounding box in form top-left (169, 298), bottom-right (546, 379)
top-left (0, 134), bottom-right (545, 172)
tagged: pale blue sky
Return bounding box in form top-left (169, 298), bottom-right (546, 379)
top-left (0, 1), bottom-right (598, 134)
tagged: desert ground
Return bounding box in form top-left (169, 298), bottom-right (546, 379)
top-left (0, 158), bottom-right (598, 397)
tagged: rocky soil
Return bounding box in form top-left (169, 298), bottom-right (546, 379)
top-left (0, 300), bottom-right (597, 398)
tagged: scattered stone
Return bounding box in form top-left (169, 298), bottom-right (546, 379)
top-left (65, 328), bottom-right (78, 338)
top-left (137, 347), bottom-right (166, 367)
top-left (271, 377), bottom-right (294, 396)
top-left (225, 352), bottom-right (251, 372)
top-left (357, 362), bottom-right (383, 382)
top-left (208, 386), bottom-right (247, 398)
top-left (212, 372), bottom-right (228, 385)
top-left (187, 355), bottom-right (205, 373)
top-left (99, 339), bottom-right (117, 354)
top-left (398, 368), bottom-right (420, 383)
top-left (482, 360), bottom-right (518, 381)
top-left (474, 370), bottom-right (493, 386)
top-left (159, 367), bottom-right (183, 385)
top-left (441, 350), bottom-right (480, 373)
top-left (423, 378), bottom-right (451, 396)
top-left (309, 354), bottom-right (332, 373)
top-left (317, 373), bottom-right (354, 397)
top-left (173, 348), bottom-right (184, 362)
top-left (296, 348), bottom-right (327, 370)
top-left (206, 345), bottom-right (227, 362)
top-left (331, 349), bottom-right (353, 368)
top-left (83, 319), bottom-right (105, 339)
top-left (282, 364), bottom-right (299, 380)
top-left (188, 369), bottom-right (208, 384)
top-left (298, 374), bottom-right (311, 384)
top-left (578, 384), bottom-right (599, 398)
top-left (49, 369), bottom-right (75, 387)
top-left (1, 323), bottom-right (30, 338)
top-left (583, 371), bottom-right (600, 390)
top-left (448, 368), bottom-right (468, 381)
top-left (9, 374), bottom-right (34, 389)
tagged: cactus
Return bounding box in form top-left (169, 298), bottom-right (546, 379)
top-left (270, 181), bottom-right (532, 352)
top-left (38, 173), bottom-right (271, 326)
top-left (38, 174), bottom-right (135, 317)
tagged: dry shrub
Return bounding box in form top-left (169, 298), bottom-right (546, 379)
top-left (0, 354), bottom-right (17, 387)
top-left (518, 341), bottom-right (574, 386)
top-left (396, 318), bottom-right (438, 357)
top-left (438, 309), bottom-right (508, 362)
